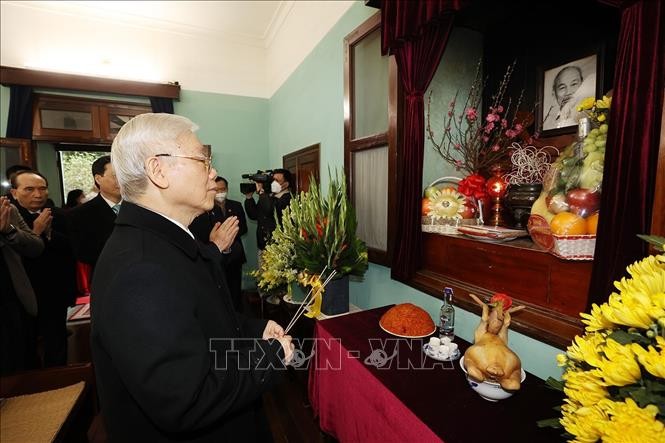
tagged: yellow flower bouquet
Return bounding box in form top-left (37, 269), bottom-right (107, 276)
top-left (539, 235), bottom-right (665, 442)
top-left (252, 170), bottom-right (368, 316)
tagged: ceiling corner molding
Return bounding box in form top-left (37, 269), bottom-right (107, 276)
top-left (264, 1), bottom-right (296, 49)
top-left (0, 66), bottom-right (180, 99)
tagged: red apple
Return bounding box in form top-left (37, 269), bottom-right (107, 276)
top-left (566, 188), bottom-right (601, 217)
top-left (459, 200), bottom-right (476, 219)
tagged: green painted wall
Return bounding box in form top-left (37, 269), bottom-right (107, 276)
top-left (268, 2), bottom-right (564, 381)
top-left (175, 90), bottom-right (269, 284)
top-left (423, 28), bottom-right (483, 189)
top-left (267, 5), bottom-right (378, 187)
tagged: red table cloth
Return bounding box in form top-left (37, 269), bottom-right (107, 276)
top-left (308, 305), bottom-right (563, 443)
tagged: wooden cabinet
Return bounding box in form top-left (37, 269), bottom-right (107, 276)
top-left (32, 94), bottom-right (151, 143)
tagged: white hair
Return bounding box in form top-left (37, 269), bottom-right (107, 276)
top-left (111, 113), bottom-right (199, 201)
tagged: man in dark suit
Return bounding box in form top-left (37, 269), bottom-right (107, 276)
top-left (244, 169), bottom-right (292, 304)
top-left (244, 168), bottom-right (292, 252)
top-left (67, 155), bottom-right (121, 274)
top-left (92, 113), bottom-right (294, 442)
top-left (10, 170), bottom-right (76, 367)
top-left (190, 176), bottom-right (247, 311)
top-left (1, 195), bottom-right (43, 374)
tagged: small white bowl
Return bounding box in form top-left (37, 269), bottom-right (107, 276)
top-left (459, 356), bottom-right (526, 402)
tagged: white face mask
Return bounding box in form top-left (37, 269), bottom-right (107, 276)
top-left (215, 192), bottom-right (227, 201)
top-left (270, 181), bottom-right (282, 194)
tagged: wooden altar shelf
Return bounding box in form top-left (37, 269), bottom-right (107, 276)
top-left (415, 233), bottom-right (592, 348)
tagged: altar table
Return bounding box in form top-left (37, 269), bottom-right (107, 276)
top-left (308, 305), bottom-right (564, 442)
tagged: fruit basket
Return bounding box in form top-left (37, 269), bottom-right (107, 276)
top-left (552, 234), bottom-right (596, 260)
top-left (528, 215), bottom-right (596, 261)
top-left (421, 176), bottom-right (482, 235)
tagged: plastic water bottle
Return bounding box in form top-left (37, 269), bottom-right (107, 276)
top-left (439, 287), bottom-right (455, 340)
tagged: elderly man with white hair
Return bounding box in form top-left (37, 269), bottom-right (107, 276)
top-left (91, 113), bottom-right (294, 442)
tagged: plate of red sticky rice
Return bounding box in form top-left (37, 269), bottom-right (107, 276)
top-left (379, 303), bottom-right (436, 338)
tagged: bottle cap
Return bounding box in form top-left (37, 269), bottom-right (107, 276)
top-left (444, 287), bottom-right (453, 298)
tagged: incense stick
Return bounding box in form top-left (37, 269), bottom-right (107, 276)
top-left (284, 270), bottom-right (336, 335)
top-left (284, 265), bottom-right (328, 332)
top-left (282, 266), bottom-right (328, 335)
top-left (284, 269), bottom-right (337, 335)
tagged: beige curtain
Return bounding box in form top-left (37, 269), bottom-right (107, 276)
top-left (353, 146), bottom-right (388, 251)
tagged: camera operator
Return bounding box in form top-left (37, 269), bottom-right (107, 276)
top-left (243, 168), bottom-right (292, 255)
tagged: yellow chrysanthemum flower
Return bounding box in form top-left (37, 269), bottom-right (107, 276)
top-left (596, 339), bottom-right (641, 386)
top-left (581, 303), bottom-right (616, 332)
top-left (601, 398), bottom-right (665, 443)
top-left (566, 333), bottom-right (605, 367)
top-left (562, 369), bottom-right (608, 407)
top-left (560, 401), bottom-right (606, 443)
top-left (632, 336), bottom-right (665, 378)
top-left (577, 96), bottom-right (596, 112)
top-left (600, 290), bottom-right (655, 329)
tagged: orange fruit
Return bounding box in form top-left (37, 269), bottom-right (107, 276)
top-left (550, 212), bottom-right (587, 236)
top-left (422, 198), bottom-right (432, 216)
top-left (586, 212), bottom-right (599, 235)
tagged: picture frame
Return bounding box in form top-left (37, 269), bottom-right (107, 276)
top-left (536, 50), bottom-right (604, 137)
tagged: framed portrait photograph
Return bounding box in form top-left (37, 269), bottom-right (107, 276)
top-left (536, 52), bottom-right (603, 137)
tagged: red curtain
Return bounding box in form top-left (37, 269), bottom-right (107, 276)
top-left (588, 0), bottom-right (665, 307)
top-left (381, 0), bottom-right (463, 282)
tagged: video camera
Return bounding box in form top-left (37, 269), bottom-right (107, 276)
top-left (240, 170), bottom-right (273, 194)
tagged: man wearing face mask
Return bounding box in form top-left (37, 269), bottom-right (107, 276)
top-left (190, 176), bottom-right (247, 310)
top-left (244, 169), bottom-right (292, 287)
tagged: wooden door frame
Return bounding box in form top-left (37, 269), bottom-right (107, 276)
top-left (283, 143), bottom-right (320, 194)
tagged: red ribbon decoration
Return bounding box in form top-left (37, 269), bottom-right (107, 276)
top-left (458, 173), bottom-right (488, 200)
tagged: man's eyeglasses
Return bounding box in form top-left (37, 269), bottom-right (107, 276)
top-left (155, 153), bottom-right (212, 172)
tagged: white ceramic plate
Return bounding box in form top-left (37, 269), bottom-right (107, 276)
top-left (422, 343), bottom-right (461, 361)
top-left (379, 322), bottom-right (436, 338)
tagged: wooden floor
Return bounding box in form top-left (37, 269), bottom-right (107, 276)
top-left (263, 369), bottom-right (329, 443)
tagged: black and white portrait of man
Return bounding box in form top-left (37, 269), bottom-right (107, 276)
top-left (541, 54), bottom-right (597, 131)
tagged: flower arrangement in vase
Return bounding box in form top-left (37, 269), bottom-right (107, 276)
top-left (425, 60), bottom-right (529, 224)
top-left (538, 236), bottom-right (665, 442)
top-left (252, 170), bottom-right (368, 316)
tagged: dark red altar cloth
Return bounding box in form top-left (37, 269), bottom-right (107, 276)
top-left (308, 305), bottom-right (564, 442)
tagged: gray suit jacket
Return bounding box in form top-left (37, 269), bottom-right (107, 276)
top-left (0, 205), bottom-right (44, 315)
